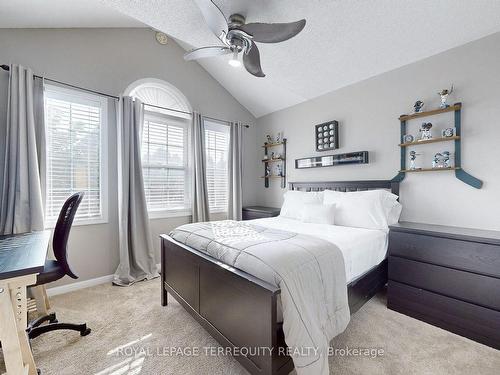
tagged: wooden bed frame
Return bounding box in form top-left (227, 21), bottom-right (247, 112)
top-left (160, 180), bottom-right (399, 375)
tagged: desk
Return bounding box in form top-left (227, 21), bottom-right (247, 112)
top-left (0, 231), bottom-right (50, 375)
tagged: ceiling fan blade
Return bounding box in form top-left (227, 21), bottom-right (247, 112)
top-left (193, 0), bottom-right (228, 40)
top-left (240, 19), bottom-right (306, 43)
top-left (243, 42), bottom-right (265, 77)
top-left (184, 46), bottom-right (231, 61)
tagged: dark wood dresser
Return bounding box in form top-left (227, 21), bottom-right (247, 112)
top-left (387, 221), bottom-right (500, 349)
top-left (242, 206), bottom-right (281, 221)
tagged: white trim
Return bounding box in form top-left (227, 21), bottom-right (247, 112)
top-left (46, 264), bottom-right (163, 297)
top-left (46, 274), bottom-right (114, 297)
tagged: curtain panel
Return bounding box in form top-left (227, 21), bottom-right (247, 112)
top-left (113, 96), bottom-right (159, 286)
top-left (228, 121), bottom-right (243, 220)
top-left (191, 112), bottom-right (210, 222)
top-left (0, 64), bottom-right (45, 234)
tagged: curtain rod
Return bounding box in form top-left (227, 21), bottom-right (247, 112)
top-left (1, 64), bottom-right (250, 128)
top-left (142, 102), bottom-right (249, 128)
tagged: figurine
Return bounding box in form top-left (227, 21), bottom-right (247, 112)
top-left (271, 152), bottom-right (275, 159)
top-left (442, 151), bottom-right (451, 168)
top-left (414, 100), bottom-right (424, 113)
top-left (265, 165), bottom-right (271, 177)
top-left (402, 134), bottom-right (414, 143)
top-left (275, 153), bottom-right (281, 159)
top-left (266, 134), bottom-right (273, 144)
top-left (276, 164), bottom-right (283, 177)
top-left (438, 85), bottom-right (454, 109)
top-left (409, 151), bottom-right (420, 170)
top-left (419, 122), bottom-right (433, 141)
top-left (432, 152), bottom-right (443, 168)
top-left (441, 127), bottom-right (455, 138)
top-left (276, 132), bottom-right (282, 143)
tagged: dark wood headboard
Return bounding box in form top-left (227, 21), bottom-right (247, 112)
top-left (289, 180), bottom-right (399, 196)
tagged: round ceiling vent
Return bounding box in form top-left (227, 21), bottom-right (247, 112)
top-left (155, 31), bottom-right (168, 45)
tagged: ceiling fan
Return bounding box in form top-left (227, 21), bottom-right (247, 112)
top-left (184, 0), bottom-right (306, 77)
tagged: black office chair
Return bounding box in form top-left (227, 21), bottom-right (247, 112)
top-left (27, 192), bottom-right (91, 339)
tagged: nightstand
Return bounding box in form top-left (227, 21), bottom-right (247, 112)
top-left (387, 221), bottom-right (500, 349)
top-left (242, 206), bottom-right (281, 221)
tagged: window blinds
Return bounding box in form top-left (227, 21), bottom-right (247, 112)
top-left (141, 115), bottom-right (189, 212)
top-left (44, 87), bottom-right (105, 223)
top-left (204, 120), bottom-right (230, 213)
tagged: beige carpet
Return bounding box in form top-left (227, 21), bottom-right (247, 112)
top-left (1, 279), bottom-right (499, 375)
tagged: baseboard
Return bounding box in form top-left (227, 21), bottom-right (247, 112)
top-left (46, 274), bottom-right (114, 297)
top-left (46, 263), bottom-right (162, 297)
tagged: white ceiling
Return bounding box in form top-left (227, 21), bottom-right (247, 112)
top-left (0, 0), bottom-right (144, 28)
top-left (2, 1), bottom-right (500, 118)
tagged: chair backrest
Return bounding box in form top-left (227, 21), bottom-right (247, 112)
top-left (52, 192), bottom-right (84, 279)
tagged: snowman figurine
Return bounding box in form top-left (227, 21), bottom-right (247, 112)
top-left (432, 152), bottom-right (443, 168)
top-left (442, 151), bottom-right (451, 168)
top-left (409, 151), bottom-right (418, 170)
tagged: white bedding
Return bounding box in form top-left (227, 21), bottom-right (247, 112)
top-left (250, 216), bottom-right (388, 283)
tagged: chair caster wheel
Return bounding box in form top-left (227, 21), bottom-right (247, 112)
top-left (81, 327), bottom-right (91, 336)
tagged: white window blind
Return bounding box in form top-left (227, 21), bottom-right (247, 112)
top-left (44, 85), bottom-right (107, 225)
top-left (142, 113), bottom-right (190, 214)
top-left (204, 119), bottom-right (230, 213)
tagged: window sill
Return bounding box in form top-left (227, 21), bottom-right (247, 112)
top-left (148, 210), bottom-right (192, 219)
top-left (45, 217), bottom-right (109, 229)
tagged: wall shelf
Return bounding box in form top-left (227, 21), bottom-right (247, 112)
top-left (392, 102), bottom-right (482, 189)
top-left (399, 103), bottom-right (462, 121)
top-left (262, 139), bottom-right (286, 188)
top-left (262, 158), bottom-right (285, 163)
top-left (262, 142), bottom-right (285, 148)
top-left (400, 167), bottom-right (460, 173)
top-left (399, 136), bottom-right (460, 147)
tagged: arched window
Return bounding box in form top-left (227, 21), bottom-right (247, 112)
top-left (124, 79), bottom-right (192, 217)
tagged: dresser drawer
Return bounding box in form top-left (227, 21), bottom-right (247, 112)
top-left (389, 256), bottom-right (500, 311)
top-left (389, 231), bottom-right (500, 278)
top-left (387, 281), bottom-right (500, 349)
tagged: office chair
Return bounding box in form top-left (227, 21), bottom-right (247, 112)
top-left (27, 192), bottom-right (91, 339)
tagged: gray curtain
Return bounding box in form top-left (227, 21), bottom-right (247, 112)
top-left (113, 96), bottom-right (159, 286)
top-left (228, 121), bottom-right (243, 220)
top-left (0, 64), bottom-right (45, 234)
top-left (191, 112), bottom-right (210, 222)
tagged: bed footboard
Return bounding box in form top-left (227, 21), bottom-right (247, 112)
top-left (161, 235), bottom-right (293, 375)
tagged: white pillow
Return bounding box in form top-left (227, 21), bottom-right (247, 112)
top-left (323, 189), bottom-right (400, 230)
top-left (280, 191), bottom-right (323, 220)
top-left (301, 203), bottom-right (335, 225)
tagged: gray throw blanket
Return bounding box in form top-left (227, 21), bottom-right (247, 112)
top-left (170, 220), bottom-right (350, 375)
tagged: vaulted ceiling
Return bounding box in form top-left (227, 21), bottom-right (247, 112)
top-left (2, 1), bottom-right (500, 118)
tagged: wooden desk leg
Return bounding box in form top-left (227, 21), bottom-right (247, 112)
top-left (31, 285), bottom-right (49, 316)
top-left (0, 275), bottom-right (37, 375)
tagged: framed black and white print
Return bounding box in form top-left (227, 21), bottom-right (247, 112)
top-left (315, 120), bottom-right (339, 151)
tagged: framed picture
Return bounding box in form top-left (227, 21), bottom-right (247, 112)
top-left (295, 151), bottom-right (369, 169)
top-left (315, 121), bottom-right (339, 151)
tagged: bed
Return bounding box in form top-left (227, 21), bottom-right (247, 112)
top-left (160, 180), bottom-right (399, 375)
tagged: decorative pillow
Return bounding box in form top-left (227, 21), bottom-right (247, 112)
top-left (323, 189), bottom-right (400, 230)
top-left (280, 191), bottom-right (323, 220)
top-left (301, 203), bottom-right (335, 225)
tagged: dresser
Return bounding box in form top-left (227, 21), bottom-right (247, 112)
top-left (387, 222), bottom-right (500, 349)
top-left (242, 206), bottom-right (281, 221)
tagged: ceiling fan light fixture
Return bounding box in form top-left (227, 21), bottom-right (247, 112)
top-left (228, 50), bottom-right (241, 68)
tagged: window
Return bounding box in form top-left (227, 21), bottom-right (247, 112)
top-left (126, 79), bottom-right (192, 217)
top-left (44, 85), bottom-right (108, 225)
top-left (204, 119), bottom-right (230, 213)
top-left (141, 112), bottom-right (190, 214)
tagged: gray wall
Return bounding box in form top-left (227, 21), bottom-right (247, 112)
top-left (256, 32), bottom-right (500, 231)
top-left (0, 28), bottom-right (258, 286)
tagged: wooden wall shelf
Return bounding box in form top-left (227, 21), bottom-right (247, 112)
top-left (399, 103), bottom-right (462, 121)
top-left (400, 167), bottom-right (460, 173)
top-left (262, 158), bottom-right (285, 163)
top-left (399, 136), bottom-right (460, 147)
top-left (392, 102), bottom-right (482, 189)
top-left (262, 142), bottom-right (284, 148)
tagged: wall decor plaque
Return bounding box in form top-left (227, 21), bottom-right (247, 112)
top-left (295, 151), bottom-right (369, 169)
top-left (315, 120), bottom-right (339, 151)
